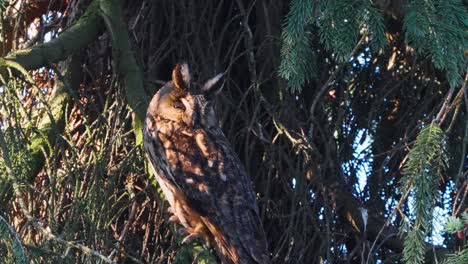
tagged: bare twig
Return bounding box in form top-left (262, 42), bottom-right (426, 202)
top-left (108, 200), bottom-right (137, 260)
top-left (309, 35), bottom-right (367, 117)
top-left (435, 70), bottom-right (467, 125)
top-left (308, 35), bottom-right (367, 138)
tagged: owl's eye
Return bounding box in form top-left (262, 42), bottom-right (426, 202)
top-left (173, 101), bottom-right (185, 111)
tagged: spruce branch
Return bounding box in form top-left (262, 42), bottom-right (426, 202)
top-left (318, 0), bottom-right (361, 62)
top-left (443, 214), bottom-right (468, 264)
top-left (279, 0), bottom-right (387, 92)
top-left (0, 122), bottom-right (116, 264)
top-left (399, 124), bottom-right (447, 264)
top-left (443, 248), bottom-right (468, 264)
top-left (0, 214), bottom-right (28, 264)
top-left (279, 0), bottom-right (316, 92)
top-left (360, 1), bottom-right (386, 51)
top-left (404, 0), bottom-right (467, 87)
top-left (444, 216), bottom-right (464, 234)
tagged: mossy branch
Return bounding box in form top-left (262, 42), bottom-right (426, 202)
top-left (0, 56), bottom-right (78, 185)
top-left (0, 0), bottom-right (104, 183)
top-left (98, 0), bottom-right (215, 262)
top-left (0, 0), bottom-right (103, 77)
top-left (98, 0), bottom-right (148, 145)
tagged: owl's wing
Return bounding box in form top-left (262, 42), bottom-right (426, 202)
top-left (147, 121), bottom-right (269, 263)
top-left (199, 128), bottom-right (269, 263)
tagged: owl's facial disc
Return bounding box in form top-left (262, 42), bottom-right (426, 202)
top-left (150, 63), bottom-right (224, 127)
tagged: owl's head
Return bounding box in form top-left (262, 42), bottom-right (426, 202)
top-left (147, 64), bottom-right (224, 128)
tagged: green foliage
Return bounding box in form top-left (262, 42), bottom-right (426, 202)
top-left (174, 243), bottom-right (217, 264)
top-left (0, 80), bottom-right (38, 264)
top-left (399, 124), bottom-right (447, 264)
top-left (279, 0), bottom-right (387, 92)
top-left (0, 215), bottom-right (28, 264)
top-left (443, 249), bottom-right (468, 264)
top-left (0, 79), bottom-right (35, 184)
top-left (0, 0), bottom-right (7, 11)
top-left (443, 214), bottom-right (468, 264)
top-left (280, 0), bottom-right (466, 91)
top-left (0, 67), bottom-right (51, 204)
top-left (361, 2), bottom-right (386, 51)
top-left (403, 229), bottom-right (426, 264)
top-left (317, 0), bottom-right (387, 59)
top-left (444, 216), bottom-right (464, 234)
top-left (403, 0), bottom-right (467, 87)
top-left (0, 71), bottom-right (131, 263)
top-left (317, 0), bottom-right (361, 62)
top-left (278, 0), bottom-right (316, 92)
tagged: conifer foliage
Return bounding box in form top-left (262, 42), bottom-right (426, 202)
top-left (279, 0), bottom-right (466, 91)
top-left (399, 125), bottom-right (447, 264)
top-left (278, 0), bottom-right (315, 92)
top-left (280, 0), bottom-right (387, 92)
top-left (443, 213), bottom-right (468, 264)
top-left (404, 0), bottom-right (467, 87)
top-left (0, 0), bottom-right (466, 263)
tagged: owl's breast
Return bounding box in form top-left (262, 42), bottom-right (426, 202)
top-left (159, 126), bottom-right (220, 172)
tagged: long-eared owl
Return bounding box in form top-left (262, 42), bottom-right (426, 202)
top-left (143, 64), bottom-right (270, 264)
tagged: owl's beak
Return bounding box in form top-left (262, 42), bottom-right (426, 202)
top-left (180, 98), bottom-right (190, 110)
top-left (180, 97), bottom-right (197, 127)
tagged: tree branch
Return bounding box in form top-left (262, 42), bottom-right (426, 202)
top-left (0, 0), bottom-right (103, 77)
top-left (0, 0), bottom-right (105, 188)
top-left (0, 0), bottom-right (102, 188)
top-left (274, 120), bottom-right (451, 263)
top-left (98, 0), bottom-right (215, 262)
top-left (98, 0), bottom-right (148, 145)
top-left (0, 55), bottom-right (80, 195)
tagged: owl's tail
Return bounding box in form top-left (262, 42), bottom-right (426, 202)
top-left (232, 209), bottom-right (270, 264)
top-left (200, 216), bottom-right (240, 263)
top-left (201, 209), bottom-right (270, 264)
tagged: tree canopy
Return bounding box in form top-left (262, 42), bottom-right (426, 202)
top-left (0, 0), bottom-right (466, 263)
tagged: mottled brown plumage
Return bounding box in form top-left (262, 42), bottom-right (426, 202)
top-left (143, 64), bottom-right (270, 264)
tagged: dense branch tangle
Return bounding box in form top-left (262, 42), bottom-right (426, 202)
top-left (0, 0), bottom-right (466, 263)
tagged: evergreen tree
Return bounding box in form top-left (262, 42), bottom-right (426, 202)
top-left (0, 0), bottom-right (466, 263)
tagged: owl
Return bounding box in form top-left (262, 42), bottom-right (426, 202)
top-left (143, 64), bottom-right (270, 264)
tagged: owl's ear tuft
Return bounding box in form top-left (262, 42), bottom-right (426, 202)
top-left (202, 73), bottom-right (224, 97)
top-left (172, 63), bottom-right (191, 92)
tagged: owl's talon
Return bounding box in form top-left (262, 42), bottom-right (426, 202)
top-left (169, 215), bottom-right (180, 223)
top-left (167, 206), bottom-right (175, 214)
top-left (181, 233), bottom-right (200, 244)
